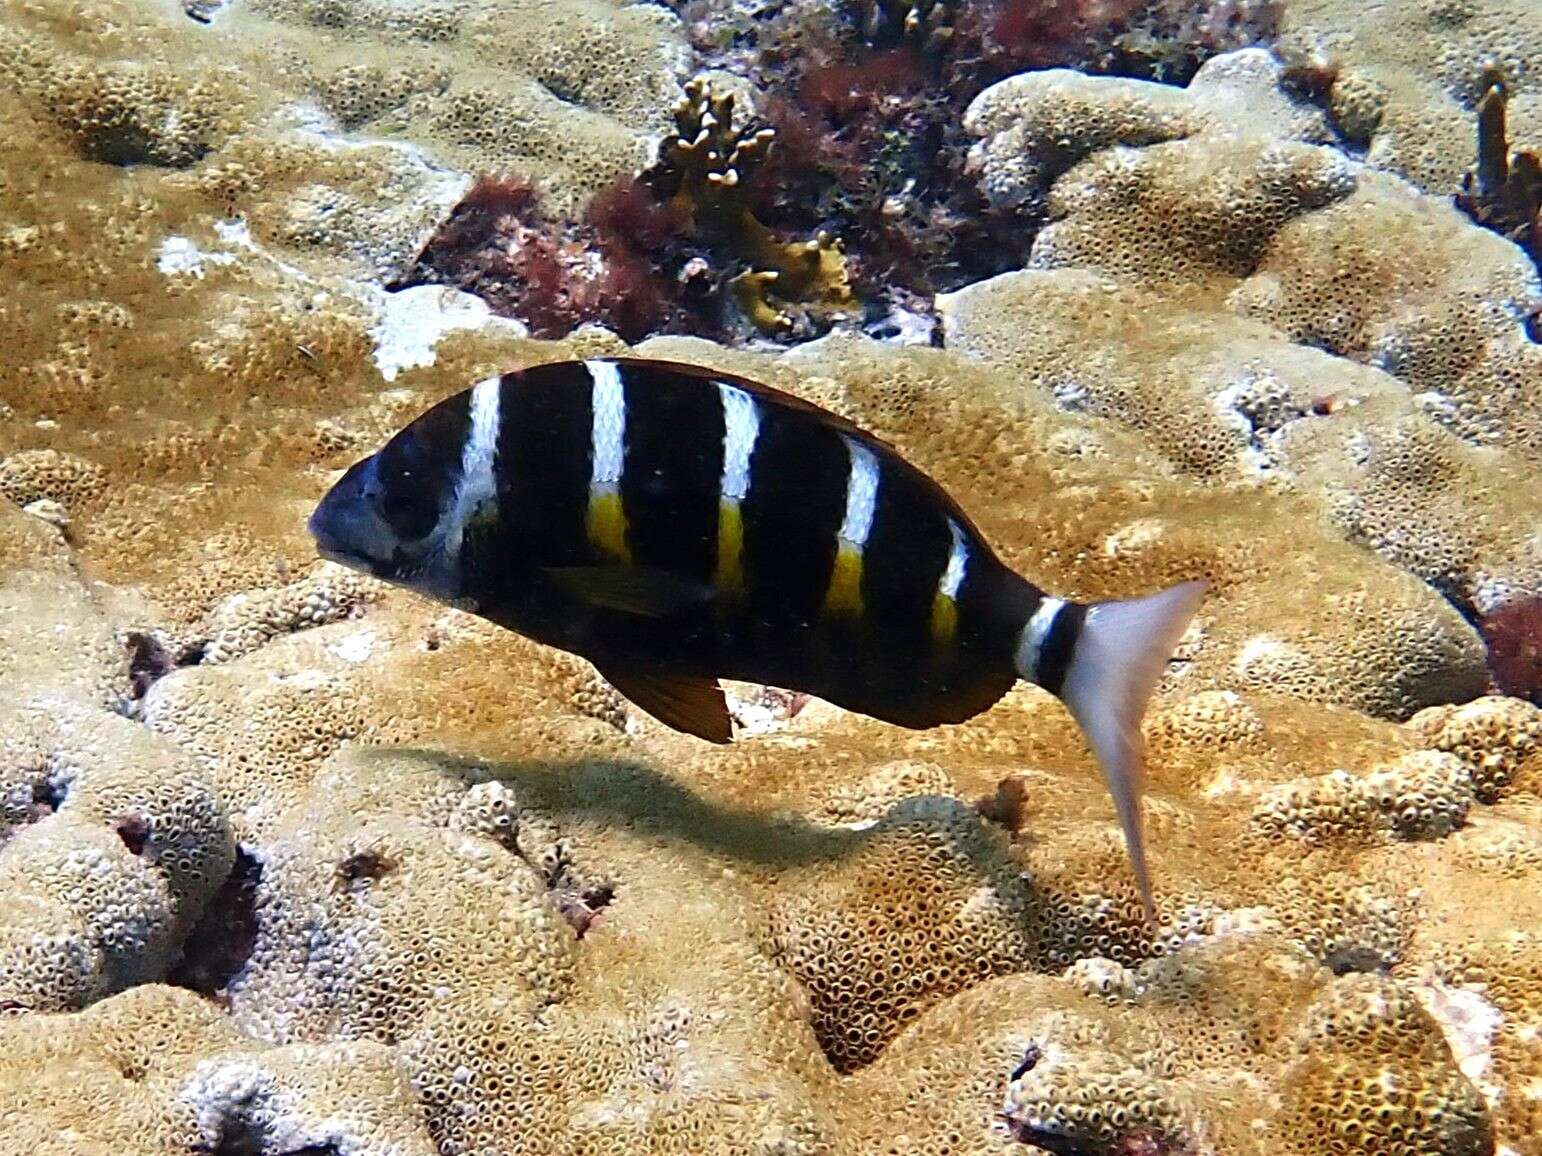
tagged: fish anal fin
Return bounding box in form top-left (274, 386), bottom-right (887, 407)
top-left (598, 665), bottom-right (733, 743)
top-left (544, 565), bottom-right (713, 618)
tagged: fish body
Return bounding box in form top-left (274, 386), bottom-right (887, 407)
top-left (309, 357), bottom-right (1204, 914)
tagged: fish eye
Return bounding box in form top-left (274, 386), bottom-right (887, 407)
top-left (372, 475), bottom-right (440, 542)
top-left (369, 434), bottom-right (444, 542)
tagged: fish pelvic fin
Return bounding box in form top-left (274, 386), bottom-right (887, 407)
top-left (1026, 581), bottom-right (1206, 924)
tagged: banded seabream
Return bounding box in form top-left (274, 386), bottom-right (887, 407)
top-left (309, 357), bottom-right (1205, 915)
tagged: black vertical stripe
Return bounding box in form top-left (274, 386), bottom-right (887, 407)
top-left (495, 362), bottom-right (595, 569)
top-left (740, 404), bottom-right (848, 627)
top-left (860, 457), bottom-right (953, 644)
top-left (614, 362), bottom-right (725, 582)
top-left (1034, 602), bottom-right (1088, 696)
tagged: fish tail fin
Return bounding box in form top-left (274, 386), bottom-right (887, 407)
top-left (1018, 581), bottom-right (1207, 923)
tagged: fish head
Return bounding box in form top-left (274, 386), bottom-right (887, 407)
top-left (308, 394), bottom-right (472, 599)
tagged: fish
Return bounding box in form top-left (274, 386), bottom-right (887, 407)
top-left (309, 357), bottom-right (1205, 916)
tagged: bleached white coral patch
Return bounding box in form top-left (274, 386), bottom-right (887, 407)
top-left (359, 285), bottom-right (529, 383)
top-left (1412, 973), bottom-right (1504, 1104)
top-left (156, 235), bottom-right (237, 279)
top-left (330, 630), bottom-right (378, 664)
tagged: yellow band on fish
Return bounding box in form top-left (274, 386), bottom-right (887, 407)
top-left (824, 544), bottom-right (864, 616)
top-left (930, 591), bottom-right (958, 644)
top-left (716, 500), bottom-right (745, 596)
top-left (586, 489), bottom-right (630, 561)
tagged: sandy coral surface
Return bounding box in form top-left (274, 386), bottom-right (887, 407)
top-left (0, 0), bottom-right (1540, 1154)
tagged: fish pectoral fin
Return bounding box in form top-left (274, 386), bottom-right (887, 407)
top-left (543, 565), bottom-right (714, 618)
top-left (597, 665), bottom-right (733, 744)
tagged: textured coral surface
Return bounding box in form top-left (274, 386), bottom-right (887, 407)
top-left (0, 0), bottom-right (1540, 1154)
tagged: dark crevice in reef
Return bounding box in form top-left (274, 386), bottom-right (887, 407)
top-left (3, 768), bottom-right (69, 850)
top-left (170, 850), bottom-right (263, 1003)
top-left (530, 839), bottom-right (616, 940)
top-left (115, 812), bottom-right (151, 856)
top-left (397, 0), bottom-right (1282, 346)
top-left (124, 629), bottom-right (204, 703)
top-left (1323, 944), bottom-right (1393, 977)
top-left (32, 774), bottom-right (68, 815)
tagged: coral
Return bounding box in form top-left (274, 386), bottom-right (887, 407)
top-left (814, 758), bottom-right (959, 826)
top-left (1252, 752), bottom-right (1474, 844)
top-left (1456, 67), bottom-right (1542, 267)
top-left (1408, 696), bottom-right (1542, 803)
top-left (0, 4), bottom-right (1540, 1150)
top-left (766, 796), bottom-right (1047, 1071)
top-left (199, 561), bottom-right (386, 665)
top-left (1276, 0), bottom-right (1542, 197)
top-left (0, 695), bottom-right (233, 1012)
top-left (1278, 973), bottom-right (1495, 1156)
top-left (650, 77), bottom-right (855, 333)
top-left (954, 52), bottom-right (1542, 622)
top-left (231, 0), bottom-right (692, 212)
top-left (0, 984), bottom-right (437, 1154)
top-left (141, 651), bottom-right (370, 841)
top-left (0, 500), bottom-right (130, 708)
top-left (1001, 1043), bottom-right (1196, 1154)
top-left (1428, 932), bottom-right (1542, 1151)
top-left (0, 449), bottom-right (108, 514)
top-left (864, 0), bottom-right (957, 55)
top-left (0, 23), bottom-right (246, 169)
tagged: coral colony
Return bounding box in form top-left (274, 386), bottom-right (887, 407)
top-left (0, 0), bottom-right (1540, 1153)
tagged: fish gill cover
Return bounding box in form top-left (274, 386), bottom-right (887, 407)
top-left (0, 0), bottom-right (1538, 1154)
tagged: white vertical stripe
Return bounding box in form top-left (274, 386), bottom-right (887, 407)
top-left (1015, 596), bottom-right (1067, 681)
top-left (836, 439), bottom-right (880, 550)
top-left (586, 359), bottom-right (626, 491)
top-left (718, 383), bottom-right (759, 502)
top-left (455, 375), bottom-right (502, 524)
top-left (938, 519), bottom-right (969, 600)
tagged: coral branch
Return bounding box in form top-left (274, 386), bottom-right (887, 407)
top-left (1457, 66), bottom-right (1542, 270)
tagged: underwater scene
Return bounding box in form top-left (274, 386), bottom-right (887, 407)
top-left (1, 0), bottom-right (1540, 1152)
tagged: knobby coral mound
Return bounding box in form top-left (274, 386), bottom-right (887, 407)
top-left (1279, 973), bottom-right (1496, 1156)
top-left (234, 0), bottom-right (691, 212)
top-left (0, 984), bottom-right (437, 1154)
top-left (1276, 0), bottom-right (1542, 197)
top-left (953, 48), bottom-right (1542, 629)
top-left (0, 695), bottom-right (234, 1013)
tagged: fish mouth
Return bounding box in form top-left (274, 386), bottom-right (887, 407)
top-left (307, 507), bottom-right (373, 575)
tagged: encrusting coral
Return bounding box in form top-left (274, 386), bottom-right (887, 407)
top-left (0, 984), bottom-right (438, 1154)
top-left (1275, 0), bottom-right (1542, 198)
top-left (0, 695), bottom-right (234, 1013)
top-left (953, 48), bottom-right (1542, 627)
top-left (0, 0), bottom-right (1538, 1152)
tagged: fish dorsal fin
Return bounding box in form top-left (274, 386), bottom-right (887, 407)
top-left (543, 565), bottom-right (714, 618)
top-left (597, 665), bottom-right (733, 743)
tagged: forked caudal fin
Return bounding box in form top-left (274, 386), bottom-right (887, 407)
top-left (1020, 581), bottom-right (1207, 923)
